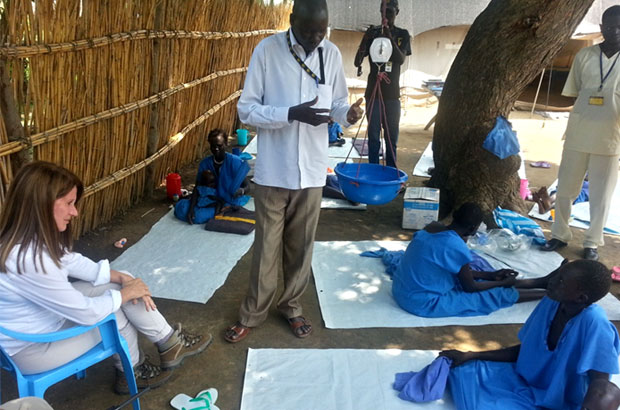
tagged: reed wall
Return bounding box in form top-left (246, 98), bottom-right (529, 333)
top-left (0, 0), bottom-right (290, 235)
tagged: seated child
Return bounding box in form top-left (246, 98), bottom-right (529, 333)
top-left (175, 128), bottom-right (250, 224)
top-left (392, 203), bottom-right (554, 318)
top-left (328, 120), bottom-right (345, 147)
top-left (175, 169), bottom-right (219, 224)
top-left (440, 260), bottom-right (620, 410)
top-left (528, 180), bottom-right (589, 214)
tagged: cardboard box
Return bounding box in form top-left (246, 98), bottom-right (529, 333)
top-left (402, 187), bottom-right (440, 230)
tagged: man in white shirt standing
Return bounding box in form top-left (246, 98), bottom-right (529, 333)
top-left (542, 6), bottom-right (620, 261)
top-left (225, 0), bottom-right (363, 342)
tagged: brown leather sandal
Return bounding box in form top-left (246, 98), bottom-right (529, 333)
top-left (288, 316), bottom-right (312, 338)
top-left (224, 322), bottom-right (251, 343)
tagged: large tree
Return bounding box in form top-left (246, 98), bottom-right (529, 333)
top-left (429, 0), bottom-right (595, 222)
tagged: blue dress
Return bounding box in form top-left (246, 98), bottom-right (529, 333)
top-left (391, 230), bottom-right (519, 317)
top-left (328, 122), bottom-right (343, 143)
top-left (174, 185), bottom-right (218, 223)
top-left (197, 153), bottom-right (250, 206)
top-left (449, 297), bottom-right (620, 409)
top-left (175, 153), bottom-right (250, 223)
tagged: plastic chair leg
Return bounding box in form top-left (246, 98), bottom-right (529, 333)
top-left (117, 342), bottom-right (140, 410)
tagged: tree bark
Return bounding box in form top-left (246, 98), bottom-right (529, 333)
top-left (429, 0), bottom-right (594, 223)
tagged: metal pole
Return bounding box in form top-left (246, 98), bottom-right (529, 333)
top-left (530, 68), bottom-right (545, 118)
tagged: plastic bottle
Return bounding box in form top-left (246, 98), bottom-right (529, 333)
top-left (166, 173), bottom-right (182, 200)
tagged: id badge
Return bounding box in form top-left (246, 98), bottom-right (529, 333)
top-left (589, 96), bottom-right (604, 105)
top-left (385, 62), bottom-right (393, 73)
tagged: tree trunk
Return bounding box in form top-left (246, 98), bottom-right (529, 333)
top-left (429, 0), bottom-right (594, 224)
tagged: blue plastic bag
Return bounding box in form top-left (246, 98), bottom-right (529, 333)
top-left (482, 116), bottom-right (520, 159)
top-left (493, 207), bottom-right (546, 246)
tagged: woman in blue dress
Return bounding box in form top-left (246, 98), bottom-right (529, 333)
top-left (440, 259), bottom-right (620, 410)
top-left (392, 203), bottom-right (554, 317)
top-left (175, 128), bottom-right (250, 224)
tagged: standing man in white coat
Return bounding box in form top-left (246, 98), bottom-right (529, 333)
top-left (224, 0), bottom-right (363, 342)
top-left (542, 6), bottom-right (620, 261)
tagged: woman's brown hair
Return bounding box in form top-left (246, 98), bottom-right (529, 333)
top-left (0, 161), bottom-right (83, 273)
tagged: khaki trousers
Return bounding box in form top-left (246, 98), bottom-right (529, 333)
top-left (12, 280), bottom-right (172, 374)
top-left (551, 148), bottom-right (619, 248)
top-left (239, 184), bottom-right (322, 327)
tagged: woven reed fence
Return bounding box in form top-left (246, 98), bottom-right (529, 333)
top-left (0, 0), bottom-right (290, 236)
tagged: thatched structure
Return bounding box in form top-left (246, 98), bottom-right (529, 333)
top-left (0, 0), bottom-right (290, 236)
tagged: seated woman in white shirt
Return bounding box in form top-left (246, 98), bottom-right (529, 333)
top-left (0, 161), bottom-right (212, 395)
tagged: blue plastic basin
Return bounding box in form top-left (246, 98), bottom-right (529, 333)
top-left (334, 162), bottom-right (408, 205)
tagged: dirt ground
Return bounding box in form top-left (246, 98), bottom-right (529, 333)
top-left (2, 103), bottom-right (619, 410)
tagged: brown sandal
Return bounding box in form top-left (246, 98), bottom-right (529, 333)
top-left (288, 316), bottom-right (312, 338)
top-left (224, 322), bottom-right (251, 343)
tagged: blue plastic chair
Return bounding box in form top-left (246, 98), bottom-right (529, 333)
top-left (0, 314), bottom-right (140, 409)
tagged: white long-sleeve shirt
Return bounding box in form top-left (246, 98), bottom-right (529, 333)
top-left (0, 246), bottom-right (121, 355)
top-left (237, 29), bottom-right (351, 189)
top-left (563, 45), bottom-right (620, 155)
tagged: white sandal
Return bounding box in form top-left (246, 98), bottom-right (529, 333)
top-left (170, 388), bottom-right (219, 410)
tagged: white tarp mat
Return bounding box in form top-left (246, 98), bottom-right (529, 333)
top-left (312, 241), bottom-right (620, 329)
top-left (412, 141), bottom-right (434, 177)
top-left (240, 348), bottom-right (454, 410)
top-left (321, 197), bottom-right (367, 210)
top-left (240, 348), bottom-right (620, 410)
top-left (528, 179), bottom-right (620, 236)
top-left (111, 201), bottom-right (256, 303)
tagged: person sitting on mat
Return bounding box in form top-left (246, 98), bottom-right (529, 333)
top-left (392, 202), bottom-right (556, 318)
top-left (328, 119), bottom-right (345, 147)
top-left (175, 169), bottom-right (221, 224)
top-left (175, 128), bottom-right (251, 224)
top-left (439, 259), bottom-right (620, 410)
top-left (527, 179), bottom-right (590, 214)
top-left (0, 161), bottom-right (213, 395)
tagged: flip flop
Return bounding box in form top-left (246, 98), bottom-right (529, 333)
top-left (224, 322), bottom-right (250, 343)
top-left (612, 267), bottom-right (620, 283)
top-left (530, 161), bottom-right (551, 168)
top-left (288, 316), bottom-right (312, 338)
top-left (171, 388), bottom-right (219, 410)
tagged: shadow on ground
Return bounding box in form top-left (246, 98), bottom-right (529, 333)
top-left (2, 107), bottom-right (619, 410)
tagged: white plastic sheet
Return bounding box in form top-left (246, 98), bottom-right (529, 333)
top-left (240, 348), bottom-right (620, 410)
top-left (111, 204), bottom-right (255, 303)
top-left (312, 241), bottom-right (620, 328)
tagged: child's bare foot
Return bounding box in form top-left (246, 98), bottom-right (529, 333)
top-left (534, 186), bottom-right (553, 213)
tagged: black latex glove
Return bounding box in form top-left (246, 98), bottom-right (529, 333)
top-left (288, 97), bottom-right (331, 127)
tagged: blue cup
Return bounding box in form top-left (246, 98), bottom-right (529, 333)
top-left (236, 129), bottom-right (249, 146)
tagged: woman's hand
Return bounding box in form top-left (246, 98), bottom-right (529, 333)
top-left (113, 270), bottom-right (156, 311)
top-left (493, 269), bottom-right (518, 281)
top-left (120, 278), bottom-right (153, 309)
top-left (439, 350), bottom-right (476, 367)
top-left (500, 275), bottom-right (518, 287)
top-left (139, 295), bottom-right (157, 312)
top-left (110, 269), bottom-right (133, 285)
top-left (119, 272), bottom-right (135, 286)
